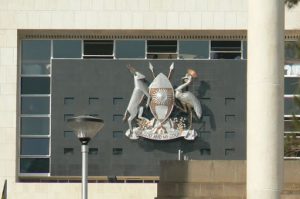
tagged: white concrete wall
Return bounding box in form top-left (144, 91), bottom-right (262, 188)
top-left (9, 183), bottom-right (157, 199)
top-left (0, 0), bottom-right (299, 198)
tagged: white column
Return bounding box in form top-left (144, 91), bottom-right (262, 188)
top-left (247, 0), bottom-right (285, 198)
top-left (82, 144), bottom-right (88, 199)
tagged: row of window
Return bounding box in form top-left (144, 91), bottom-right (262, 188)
top-left (284, 39), bottom-right (300, 132)
top-left (21, 39), bottom-right (247, 75)
top-left (283, 41), bottom-right (300, 157)
top-left (20, 40), bottom-right (52, 175)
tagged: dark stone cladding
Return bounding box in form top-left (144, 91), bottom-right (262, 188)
top-left (51, 59), bottom-right (246, 176)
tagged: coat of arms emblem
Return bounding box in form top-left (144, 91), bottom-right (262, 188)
top-left (123, 63), bottom-right (202, 140)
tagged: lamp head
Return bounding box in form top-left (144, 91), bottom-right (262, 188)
top-left (67, 115), bottom-right (104, 145)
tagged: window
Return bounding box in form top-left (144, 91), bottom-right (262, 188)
top-left (285, 41), bottom-right (300, 61)
top-left (21, 77), bottom-right (50, 94)
top-left (21, 138), bottom-right (49, 155)
top-left (21, 40), bottom-right (51, 75)
top-left (20, 158), bottom-right (49, 173)
top-left (179, 40), bottom-right (209, 59)
top-left (83, 40), bottom-right (114, 59)
top-left (284, 117), bottom-right (300, 132)
top-left (21, 117), bottom-right (49, 135)
top-left (285, 64), bottom-right (300, 76)
top-left (284, 97), bottom-right (300, 115)
top-left (21, 97), bottom-right (50, 114)
top-left (285, 77), bottom-right (300, 95)
top-left (53, 40), bottom-right (82, 58)
top-left (115, 40), bottom-right (145, 59)
top-left (210, 41), bottom-right (241, 59)
top-left (147, 40), bottom-right (177, 59)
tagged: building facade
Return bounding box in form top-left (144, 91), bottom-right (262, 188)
top-left (1, 0), bottom-right (300, 198)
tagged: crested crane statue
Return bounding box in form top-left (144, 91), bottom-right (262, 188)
top-left (175, 69), bottom-right (202, 129)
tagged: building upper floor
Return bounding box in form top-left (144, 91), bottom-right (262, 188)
top-left (0, 0), bottom-right (300, 30)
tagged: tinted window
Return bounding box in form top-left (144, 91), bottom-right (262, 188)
top-left (20, 158), bottom-right (49, 173)
top-left (21, 40), bottom-right (51, 75)
top-left (21, 77), bottom-right (50, 94)
top-left (21, 97), bottom-right (50, 114)
top-left (53, 40), bottom-right (82, 58)
top-left (285, 41), bottom-right (300, 60)
top-left (115, 40), bottom-right (145, 58)
top-left (285, 120), bottom-right (299, 131)
top-left (84, 40), bottom-right (114, 57)
top-left (285, 77), bottom-right (300, 94)
top-left (21, 138), bottom-right (49, 155)
top-left (285, 97), bottom-right (300, 115)
top-left (179, 40), bottom-right (209, 59)
top-left (211, 52), bottom-right (241, 59)
top-left (211, 41), bottom-right (241, 51)
top-left (21, 117), bottom-right (49, 135)
top-left (147, 40), bottom-right (177, 53)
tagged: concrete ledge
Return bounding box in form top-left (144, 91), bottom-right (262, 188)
top-left (159, 160), bottom-right (246, 183)
top-left (157, 160), bottom-right (300, 198)
top-left (157, 182), bottom-right (245, 197)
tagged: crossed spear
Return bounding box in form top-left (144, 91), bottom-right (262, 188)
top-left (149, 62), bottom-right (174, 80)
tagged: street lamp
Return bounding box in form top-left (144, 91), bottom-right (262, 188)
top-left (67, 115), bottom-right (104, 199)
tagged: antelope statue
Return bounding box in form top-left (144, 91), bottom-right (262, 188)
top-left (123, 65), bottom-right (150, 136)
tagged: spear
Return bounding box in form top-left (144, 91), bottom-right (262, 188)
top-left (149, 63), bottom-right (156, 79)
top-left (168, 63), bottom-right (174, 79)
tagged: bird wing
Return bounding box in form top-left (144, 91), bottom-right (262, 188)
top-left (193, 97), bottom-right (202, 119)
top-left (185, 92), bottom-right (202, 119)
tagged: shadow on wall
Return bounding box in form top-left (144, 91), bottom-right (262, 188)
top-left (197, 81), bottom-right (216, 131)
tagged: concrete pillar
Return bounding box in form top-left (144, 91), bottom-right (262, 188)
top-left (247, 0), bottom-right (284, 198)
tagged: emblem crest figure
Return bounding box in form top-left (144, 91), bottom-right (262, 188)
top-left (123, 63), bottom-right (202, 140)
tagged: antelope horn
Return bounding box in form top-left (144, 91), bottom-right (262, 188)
top-left (127, 65), bottom-right (136, 74)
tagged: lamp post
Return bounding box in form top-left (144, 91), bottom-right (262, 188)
top-left (67, 115), bottom-right (104, 199)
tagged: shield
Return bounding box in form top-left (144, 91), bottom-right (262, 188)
top-left (149, 73), bottom-right (174, 123)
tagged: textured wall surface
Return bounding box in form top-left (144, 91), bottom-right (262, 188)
top-left (51, 59), bottom-right (246, 176)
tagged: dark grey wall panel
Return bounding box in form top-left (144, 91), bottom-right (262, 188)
top-left (51, 59), bottom-right (246, 176)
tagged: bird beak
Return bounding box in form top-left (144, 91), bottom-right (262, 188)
top-left (181, 74), bottom-right (189, 80)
